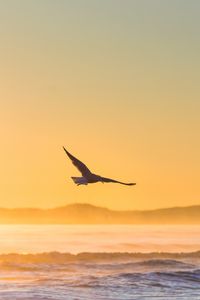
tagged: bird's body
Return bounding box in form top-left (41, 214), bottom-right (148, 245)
top-left (63, 147), bottom-right (136, 186)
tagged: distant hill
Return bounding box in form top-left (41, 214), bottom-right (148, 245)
top-left (0, 203), bottom-right (200, 224)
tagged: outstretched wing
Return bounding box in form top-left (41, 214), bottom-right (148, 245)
top-left (100, 176), bottom-right (136, 186)
top-left (63, 147), bottom-right (92, 177)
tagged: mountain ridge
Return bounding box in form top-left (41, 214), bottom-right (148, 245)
top-left (0, 203), bottom-right (199, 224)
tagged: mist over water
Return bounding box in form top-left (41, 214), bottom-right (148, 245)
top-left (0, 225), bottom-right (200, 299)
top-left (1, 224), bottom-right (200, 254)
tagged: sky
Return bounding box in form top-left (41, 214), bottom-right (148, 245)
top-left (1, 0), bottom-right (200, 210)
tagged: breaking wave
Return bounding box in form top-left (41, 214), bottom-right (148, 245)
top-left (0, 250), bottom-right (200, 263)
top-left (0, 251), bottom-right (200, 299)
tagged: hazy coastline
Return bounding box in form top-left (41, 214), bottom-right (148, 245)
top-left (0, 203), bottom-right (200, 224)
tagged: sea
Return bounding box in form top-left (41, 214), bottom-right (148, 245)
top-left (0, 225), bottom-right (200, 299)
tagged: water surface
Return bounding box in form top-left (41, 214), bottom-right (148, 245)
top-left (0, 225), bottom-right (200, 299)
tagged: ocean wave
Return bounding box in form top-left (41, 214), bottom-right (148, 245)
top-left (0, 259), bottom-right (194, 272)
top-left (0, 255), bottom-right (200, 300)
top-left (34, 269), bottom-right (200, 288)
top-left (0, 251), bottom-right (199, 275)
top-left (106, 269), bottom-right (200, 289)
top-left (0, 250), bottom-right (200, 263)
top-left (117, 269), bottom-right (200, 279)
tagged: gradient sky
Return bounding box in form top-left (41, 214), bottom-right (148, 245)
top-left (1, 0), bottom-right (200, 210)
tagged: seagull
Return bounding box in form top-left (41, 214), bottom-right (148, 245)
top-left (63, 147), bottom-right (136, 186)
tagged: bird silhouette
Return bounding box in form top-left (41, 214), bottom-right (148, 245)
top-left (63, 147), bottom-right (136, 186)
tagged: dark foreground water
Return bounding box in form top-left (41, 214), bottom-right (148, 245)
top-left (0, 225), bottom-right (200, 299)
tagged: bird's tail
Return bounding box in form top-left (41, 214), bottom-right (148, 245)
top-left (71, 177), bottom-right (88, 185)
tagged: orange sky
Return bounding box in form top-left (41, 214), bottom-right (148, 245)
top-left (1, 1), bottom-right (200, 210)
